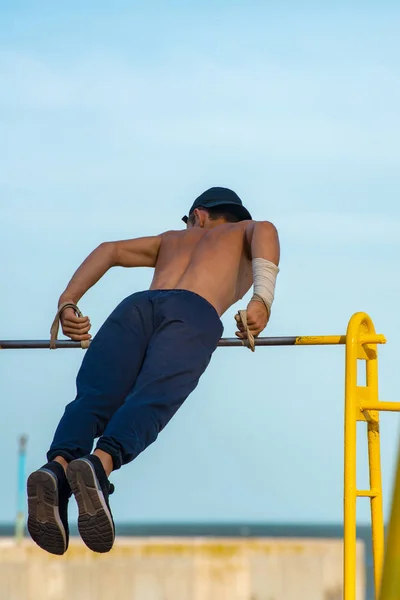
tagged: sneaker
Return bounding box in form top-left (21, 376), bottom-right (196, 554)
top-left (27, 461), bottom-right (71, 555)
top-left (66, 455), bottom-right (115, 553)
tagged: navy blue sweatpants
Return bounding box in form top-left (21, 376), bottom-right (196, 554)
top-left (47, 290), bottom-right (223, 470)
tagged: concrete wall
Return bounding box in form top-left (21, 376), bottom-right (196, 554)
top-left (0, 537), bottom-right (365, 600)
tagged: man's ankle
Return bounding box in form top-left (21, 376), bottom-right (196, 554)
top-left (53, 456), bottom-right (69, 473)
top-left (93, 449), bottom-right (113, 477)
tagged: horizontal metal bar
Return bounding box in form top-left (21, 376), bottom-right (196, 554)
top-left (0, 332), bottom-right (386, 350)
top-left (361, 402), bottom-right (400, 413)
top-left (357, 489), bottom-right (379, 498)
top-left (1, 340), bottom-right (87, 349)
top-left (221, 335), bottom-right (348, 347)
top-left (0, 335), bottom-right (345, 350)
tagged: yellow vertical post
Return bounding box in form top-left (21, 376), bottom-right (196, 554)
top-left (344, 314), bottom-right (360, 600)
top-left (344, 312), bottom-right (385, 600)
top-left (366, 346), bottom-right (385, 595)
top-left (379, 441), bottom-right (400, 600)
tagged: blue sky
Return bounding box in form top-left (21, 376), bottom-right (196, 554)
top-left (1, 1), bottom-right (400, 525)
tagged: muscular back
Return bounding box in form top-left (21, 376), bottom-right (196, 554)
top-left (151, 223), bottom-right (253, 316)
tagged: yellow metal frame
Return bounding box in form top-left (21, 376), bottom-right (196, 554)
top-left (344, 312), bottom-right (400, 600)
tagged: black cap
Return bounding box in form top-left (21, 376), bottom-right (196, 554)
top-left (182, 187), bottom-right (252, 223)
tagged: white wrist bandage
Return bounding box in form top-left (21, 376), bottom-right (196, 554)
top-left (251, 258), bottom-right (279, 316)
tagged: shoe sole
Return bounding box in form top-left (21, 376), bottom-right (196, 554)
top-left (67, 459), bottom-right (115, 553)
top-left (27, 469), bottom-right (67, 555)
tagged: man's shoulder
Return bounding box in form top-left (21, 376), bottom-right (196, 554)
top-left (215, 220), bottom-right (254, 235)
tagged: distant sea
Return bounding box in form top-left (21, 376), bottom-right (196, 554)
top-left (0, 522), bottom-right (374, 600)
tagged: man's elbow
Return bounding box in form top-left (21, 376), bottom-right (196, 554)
top-left (98, 241), bottom-right (118, 267)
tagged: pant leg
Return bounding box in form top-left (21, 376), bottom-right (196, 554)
top-left (47, 292), bottom-right (154, 463)
top-left (96, 290), bottom-right (223, 468)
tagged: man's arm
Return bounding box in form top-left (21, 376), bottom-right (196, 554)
top-left (236, 221), bottom-right (280, 340)
top-left (59, 236), bottom-right (161, 306)
top-left (58, 235), bottom-right (161, 341)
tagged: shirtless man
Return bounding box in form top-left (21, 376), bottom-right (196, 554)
top-left (27, 187), bottom-right (280, 556)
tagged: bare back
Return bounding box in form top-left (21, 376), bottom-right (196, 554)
top-left (150, 223), bottom-right (252, 316)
